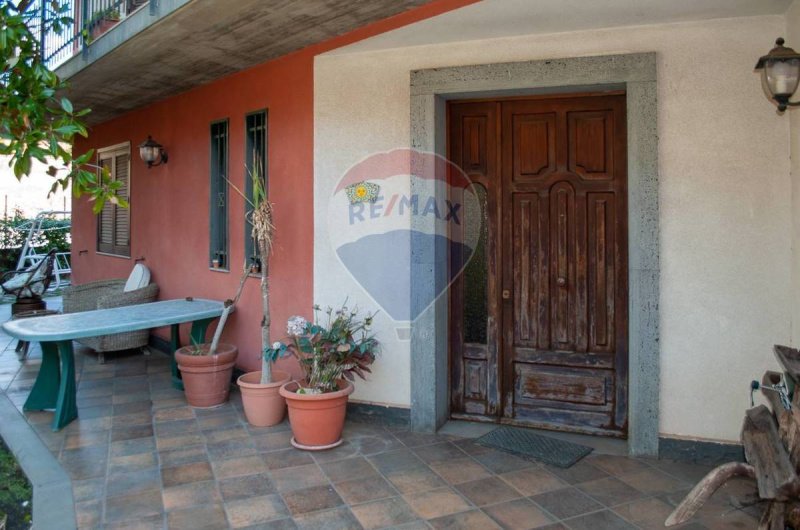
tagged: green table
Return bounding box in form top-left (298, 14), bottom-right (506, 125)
top-left (1, 298), bottom-right (225, 431)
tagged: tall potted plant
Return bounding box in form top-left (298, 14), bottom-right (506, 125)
top-left (230, 162), bottom-right (291, 426)
top-left (272, 304), bottom-right (378, 450)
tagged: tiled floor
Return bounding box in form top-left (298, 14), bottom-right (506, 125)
top-left (0, 300), bottom-right (764, 529)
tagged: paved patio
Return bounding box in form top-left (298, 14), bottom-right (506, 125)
top-left (0, 301), bottom-right (765, 529)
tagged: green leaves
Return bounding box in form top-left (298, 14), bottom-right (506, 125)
top-left (0, 1), bottom-right (124, 210)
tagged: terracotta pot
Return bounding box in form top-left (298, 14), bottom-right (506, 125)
top-left (175, 343), bottom-right (238, 408)
top-left (279, 380), bottom-right (354, 450)
top-left (237, 369), bottom-right (291, 427)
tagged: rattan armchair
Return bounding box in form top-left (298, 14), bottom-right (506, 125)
top-left (62, 278), bottom-right (159, 362)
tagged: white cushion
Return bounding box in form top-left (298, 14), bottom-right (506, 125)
top-left (2, 259), bottom-right (49, 297)
top-left (124, 264), bottom-right (151, 292)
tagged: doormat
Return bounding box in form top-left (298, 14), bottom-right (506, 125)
top-left (475, 427), bottom-right (593, 468)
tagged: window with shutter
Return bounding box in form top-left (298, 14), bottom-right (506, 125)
top-left (96, 143), bottom-right (131, 257)
top-left (244, 111), bottom-right (267, 271)
top-left (210, 120), bottom-right (229, 269)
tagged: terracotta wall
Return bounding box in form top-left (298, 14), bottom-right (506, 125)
top-left (71, 0), bottom-right (479, 375)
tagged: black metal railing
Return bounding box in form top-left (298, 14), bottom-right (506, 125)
top-left (32, 0), bottom-right (149, 69)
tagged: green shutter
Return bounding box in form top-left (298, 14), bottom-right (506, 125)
top-left (210, 120), bottom-right (229, 268)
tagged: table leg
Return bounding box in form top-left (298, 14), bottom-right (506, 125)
top-left (24, 340), bottom-right (78, 431)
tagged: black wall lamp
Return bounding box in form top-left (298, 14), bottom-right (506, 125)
top-left (756, 38), bottom-right (800, 113)
top-left (138, 136), bottom-right (168, 168)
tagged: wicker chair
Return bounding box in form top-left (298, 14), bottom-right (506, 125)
top-left (62, 272), bottom-right (159, 363)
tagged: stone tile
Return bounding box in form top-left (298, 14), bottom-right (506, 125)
top-left (239, 518), bottom-right (298, 529)
top-left (207, 437), bottom-right (258, 459)
top-left (368, 449), bottom-right (426, 474)
top-left (225, 494), bottom-right (290, 528)
top-left (111, 423), bottom-right (154, 442)
top-left (545, 460), bottom-right (610, 485)
top-left (166, 503), bottom-right (229, 530)
top-left (109, 451), bottom-right (158, 472)
top-left (113, 400), bottom-right (153, 416)
top-left (563, 509), bottom-right (637, 529)
top-left (617, 467), bottom-right (690, 495)
top-left (263, 448), bottom-right (315, 470)
top-left (430, 458), bottom-right (492, 485)
top-left (76, 499), bottom-right (102, 527)
top-left (612, 497), bottom-right (676, 528)
top-left (335, 474), bottom-right (397, 505)
top-left (154, 419), bottom-right (199, 437)
top-left (483, 498), bottom-right (555, 530)
top-left (159, 445), bottom-right (209, 467)
top-left (253, 430), bottom-right (294, 452)
top-left (455, 477), bottom-right (521, 506)
top-left (79, 404), bottom-right (113, 419)
top-left (500, 467), bottom-right (568, 496)
top-left (63, 430), bottom-right (109, 449)
top-left (385, 465), bottom-right (447, 494)
top-left (700, 510), bottom-right (760, 530)
top-left (309, 440), bottom-right (362, 463)
top-left (576, 476), bottom-right (646, 507)
top-left (156, 432), bottom-right (204, 451)
top-left (403, 486), bottom-right (471, 519)
top-left (320, 456), bottom-right (378, 483)
top-left (474, 450), bottom-right (536, 474)
top-left (106, 467), bottom-right (161, 498)
top-left (350, 497), bottom-right (418, 529)
top-left (161, 461), bottom-right (213, 487)
top-left (205, 425), bottom-right (250, 444)
top-left (198, 412), bottom-right (242, 430)
top-left (112, 391), bottom-right (152, 405)
top-left (530, 487), bottom-right (603, 519)
top-left (163, 479), bottom-right (221, 510)
top-left (104, 513), bottom-right (166, 530)
top-left (110, 436), bottom-right (156, 457)
top-left (429, 509), bottom-right (501, 529)
top-left (587, 455), bottom-right (651, 477)
top-left (214, 454), bottom-right (269, 479)
top-left (353, 433), bottom-right (405, 456)
top-left (270, 463), bottom-right (330, 492)
top-left (72, 477), bottom-right (105, 502)
top-left (293, 506), bottom-right (362, 530)
top-left (153, 406), bottom-right (195, 423)
top-left (283, 484), bottom-right (343, 516)
top-left (219, 473), bottom-right (276, 501)
top-left (413, 442), bottom-right (467, 464)
top-left (105, 489), bottom-right (164, 523)
top-left (60, 446), bottom-right (108, 480)
top-left (112, 411), bottom-right (153, 428)
top-left (393, 431), bottom-right (445, 448)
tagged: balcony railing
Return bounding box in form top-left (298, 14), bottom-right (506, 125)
top-left (30, 0), bottom-right (149, 69)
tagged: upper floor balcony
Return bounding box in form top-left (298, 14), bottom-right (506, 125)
top-left (35, 0), bottom-right (430, 125)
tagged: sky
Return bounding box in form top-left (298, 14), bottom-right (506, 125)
top-left (0, 156), bottom-right (72, 218)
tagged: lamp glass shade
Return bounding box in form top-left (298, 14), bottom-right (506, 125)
top-left (764, 58), bottom-right (800, 97)
top-left (139, 145), bottom-right (160, 164)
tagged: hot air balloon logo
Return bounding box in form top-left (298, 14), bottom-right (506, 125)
top-left (328, 149), bottom-right (482, 326)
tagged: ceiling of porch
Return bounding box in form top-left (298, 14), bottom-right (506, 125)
top-left (329, 0), bottom-right (793, 54)
top-left (60, 0), bottom-right (433, 125)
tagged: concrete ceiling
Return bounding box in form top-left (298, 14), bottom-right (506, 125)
top-left (63, 0), bottom-right (432, 125)
top-left (329, 0), bottom-right (793, 55)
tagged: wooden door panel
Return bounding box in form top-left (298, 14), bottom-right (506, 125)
top-left (515, 364), bottom-right (613, 407)
top-left (568, 110), bottom-right (615, 180)
top-left (512, 193), bottom-right (548, 349)
top-left (587, 192), bottom-right (617, 353)
top-left (513, 113), bottom-right (556, 181)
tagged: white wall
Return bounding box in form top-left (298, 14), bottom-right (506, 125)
top-left (789, 1), bottom-right (800, 348)
top-left (314, 15), bottom-right (791, 441)
top-left (0, 157), bottom-right (71, 217)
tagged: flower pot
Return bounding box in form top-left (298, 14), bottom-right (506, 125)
top-left (279, 380), bottom-right (354, 450)
top-left (175, 343), bottom-right (238, 408)
top-left (237, 370), bottom-right (291, 427)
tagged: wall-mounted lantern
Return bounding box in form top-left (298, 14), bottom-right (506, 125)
top-left (138, 136), bottom-right (168, 168)
top-left (755, 38), bottom-right (800, 113)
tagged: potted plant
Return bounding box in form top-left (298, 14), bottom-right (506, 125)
top-left (175, 262), bottom-right (248, 408)
top-left (271, 304), bottom-right (378, 450)
top-left (225, 161), bottom-right (291, 427)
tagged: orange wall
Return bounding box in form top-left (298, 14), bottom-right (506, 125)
top-left (72, 0), bottom-right (479, 374)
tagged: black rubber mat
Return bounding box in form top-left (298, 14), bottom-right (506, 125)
top-left (475, 427), bottom-right (593, 468)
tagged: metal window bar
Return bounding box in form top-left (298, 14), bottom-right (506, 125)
top-left (244, 111), bottom-right (268, 271)
top-left (210, 120), bottom-right (229, 269)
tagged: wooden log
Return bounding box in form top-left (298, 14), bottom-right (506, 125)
top-left (665, 462), bottom-right (756, 526)
top-left (761, 371), bottom-right (800, 465)
top-left (774, 345), bottom-right (800, 385)
top-left (758, 501), bottom-right (785, 530)
top-left (742, 405), bottom-right (800, 500)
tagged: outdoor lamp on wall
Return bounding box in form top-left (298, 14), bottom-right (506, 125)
top-left (138, 136), bottom-right (168, 168)
top-left (755, 38), bottom-right (800, 113)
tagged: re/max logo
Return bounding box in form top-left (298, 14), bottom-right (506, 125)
top-left (348, 195), bottom-right (462, 225)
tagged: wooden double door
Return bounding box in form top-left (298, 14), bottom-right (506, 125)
top-left (449, 93), bottom-right (629, 436)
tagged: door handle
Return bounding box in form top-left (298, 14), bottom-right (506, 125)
top-left (502, 289), bottom-right (511, 300)
top-left (556, 277), bottom-right (567, 287)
